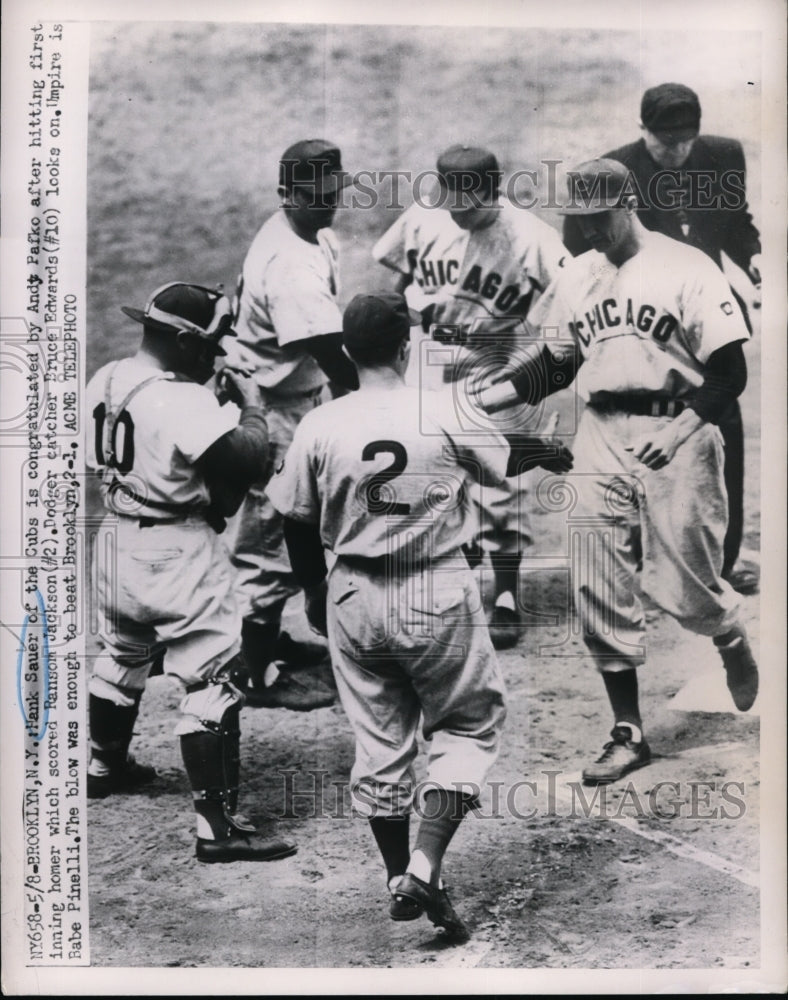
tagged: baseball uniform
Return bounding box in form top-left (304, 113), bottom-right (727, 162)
top-left (87, 355), bottom-right (242, 715)
top-left (267, 383), bottom-right (508, 815)
top-left (562, 83), bottom-right (761, 586)
top-left (373, 193), bottom-right (567, 580)
top-left (85, 281), bottom-right (297, 862)
top-left (223, 208), bottom-right (343, 624)
top-left (527, 228), bottom-right (747, 661)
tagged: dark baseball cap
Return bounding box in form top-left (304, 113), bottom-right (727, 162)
top-left (559, 158), bottom-right (637, 215)
top-left (342, 293), bottom-right (422, 356)
top-left (436, 144), bottom-right (501, 192)
top-left (641, 83), bottom-right (701, 143)
top-left (121, 282), bottom-right (235, 354)
top-left (279, 139), bottom-right (351, 192)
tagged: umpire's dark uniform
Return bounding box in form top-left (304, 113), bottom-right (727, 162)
top-left (563, 131), bottom-right (761, 583)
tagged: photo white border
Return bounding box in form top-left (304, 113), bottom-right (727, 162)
top-left (2, 0), bottom-right (785, 994)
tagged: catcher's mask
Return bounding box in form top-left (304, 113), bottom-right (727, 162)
top-left (121, 281), bottom-right (236, 355)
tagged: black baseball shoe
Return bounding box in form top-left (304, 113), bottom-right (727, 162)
top-left (582, 725), bottom-right (651, 785)
top-left (274, 630), bottom-right (329, 668)
top-left (714, 627), bottom-right (759, 711)
top-left (244, 669), bottom-right (336, 711)
top-left (388, 876), bottom-right (422, 922)
top-left (390, 873), bottom-right (470, 943)
top-left (196, 828), bottom-right (297, 863)
top-left (722, 561), bottom-right (760, 596)
top-left (87, 755), bottom-right (157, 799)
top-left (488, 605), bottom-right (520, 650)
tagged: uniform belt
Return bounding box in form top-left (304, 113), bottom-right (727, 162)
top-left (262, 384), bottom-right (324, 404)
top-left (137, 515), bottom-right (190, 527)
top-left (114, 511), bottom-right (196, 527)
top-left (336, 552), bottom-right (462, 576)
top-left (588, 395), bottom-right (686, 418)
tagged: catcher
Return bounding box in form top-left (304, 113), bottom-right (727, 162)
top-left (86, 280), bottom-right (296, 863)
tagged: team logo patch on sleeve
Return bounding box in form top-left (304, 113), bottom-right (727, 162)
top-left (720, 301), bottom-right (734, 315)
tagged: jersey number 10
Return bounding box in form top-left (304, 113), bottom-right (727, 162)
top-left (93, 403), bottom-right (135, 473)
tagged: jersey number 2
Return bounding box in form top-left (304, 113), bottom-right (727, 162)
top-left (362, 440), bottom-right (410, 515)
top-left (93, 403), bottom-right (135, 474)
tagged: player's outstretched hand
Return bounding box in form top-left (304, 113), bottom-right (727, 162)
top-left (538, 441), bottom-right (574, 473)
top-left (626, 409), bottom-right (703, 470)
top-left (537, 413), bottom-right (573, 473)
top-left (304, 579), bottom-right (328, 638)
top-left (216, 368), bottom-right (261, 408)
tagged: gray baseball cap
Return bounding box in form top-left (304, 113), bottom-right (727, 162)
top-left (559, 158), bottom-right (637, 215)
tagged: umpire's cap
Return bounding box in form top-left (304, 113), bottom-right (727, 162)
top-left (279, 139), bottom-right (351, 192)
top-left (121, 282), bottom-right (236, 354)
top-left (436, 144), bottom-right (502, 193)
top-left (342, 292), bottom-right (422, 357)
top-left (559, 158), bottom-right (637, 215)
top-left (641, 83), bottom-right (701, 143)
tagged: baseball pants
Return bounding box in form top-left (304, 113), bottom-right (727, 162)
top-left (89, 514), bottom-right (243, 733)
top-left (569, 408), bottom-right (741, 671)
top-left (471, 475), bottom-right (533, 558)
top-left (225, 388), bottom-right (323, 625)
top-left (326, 556), bottom-right (507, 816)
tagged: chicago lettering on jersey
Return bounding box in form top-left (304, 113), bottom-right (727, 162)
top-left (407, 251), bottom-right (534, 315)
top-left (567, 297), bottom-right (678, 348)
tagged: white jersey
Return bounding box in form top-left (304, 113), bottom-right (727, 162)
top-left (266, 385), bottom-right (509, 564)
top-left (528, 230), bottom-right (750, 402)
top-left (226, 209), bottom-right (343, 395)
top-left (86, 356), bottom-right (238, 518)
top-left (373, 197), bottom-right (567, 331)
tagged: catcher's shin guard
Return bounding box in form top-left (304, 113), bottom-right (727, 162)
top-left (179, 701), bottom-right (297, 863)
top-left (180, 725), bottom-right (236, 841)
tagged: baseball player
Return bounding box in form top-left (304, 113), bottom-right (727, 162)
top-left (221, 138), bottom-right (359, 711)
top-left (86, 281), bottom-right (296, 863)
top-left (562, 83), bottom-right (762, 595)
top-left (373, 144), bottom-right (568, 649)
top-left (267, 292), bottom-right (571, 941)
top-left (478, 159), bottom-right (759, 784)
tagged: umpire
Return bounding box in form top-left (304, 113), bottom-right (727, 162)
top-left (563, 82), bottom-right (761, 594)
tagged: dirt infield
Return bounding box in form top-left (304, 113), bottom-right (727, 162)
top-left (85, 22), bottom-right (763, 971)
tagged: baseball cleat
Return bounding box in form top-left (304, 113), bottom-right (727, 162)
top-left (582, 726), bottom-right (651, 785)
top-left (390, 873), bottom-right (470, 943)
top-left (714, 628), bottom-right (759, 711)
top-left (488, 605), bottom-right (520, 650)
top-left (274, 630), bottom-right (329, 668)
top-left (195, 828), bottom-right (297, 863)
top-left (87, 755), bottom-right (157, 799)
top-left (388, 876), bottom-right (422, 922)
top-left (722, 562), bottom-right (760, 596)
top-left (244, 669), bottom-right (336, 711)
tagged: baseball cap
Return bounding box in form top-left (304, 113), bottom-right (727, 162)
top-left (641, 83), bottom-right (701, 143)
top-left (279, 139), bottom-right (351, 192)
top-left (121, 282), bottom-right (236, 354)
top-left (436, 144), bottom-right (501, 192)
top-left (342, 293), bottom-right (422, 356)
top-left (559, 158), bottom-right (637, 215)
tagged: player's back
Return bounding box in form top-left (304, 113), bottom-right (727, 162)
top-left (86, 357), bottom-right (236, 515)
top-left (285, 384), bottom-right (507, 566)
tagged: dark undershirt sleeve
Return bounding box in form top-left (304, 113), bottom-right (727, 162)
top-left (509, 342), bottom-right (583, 404)
top-left (196, 406), bottom-right (269, 516)
top-left (283, 516), bottom-right (327, 589)
top-left (685, 340), bottom-right (748, 424)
